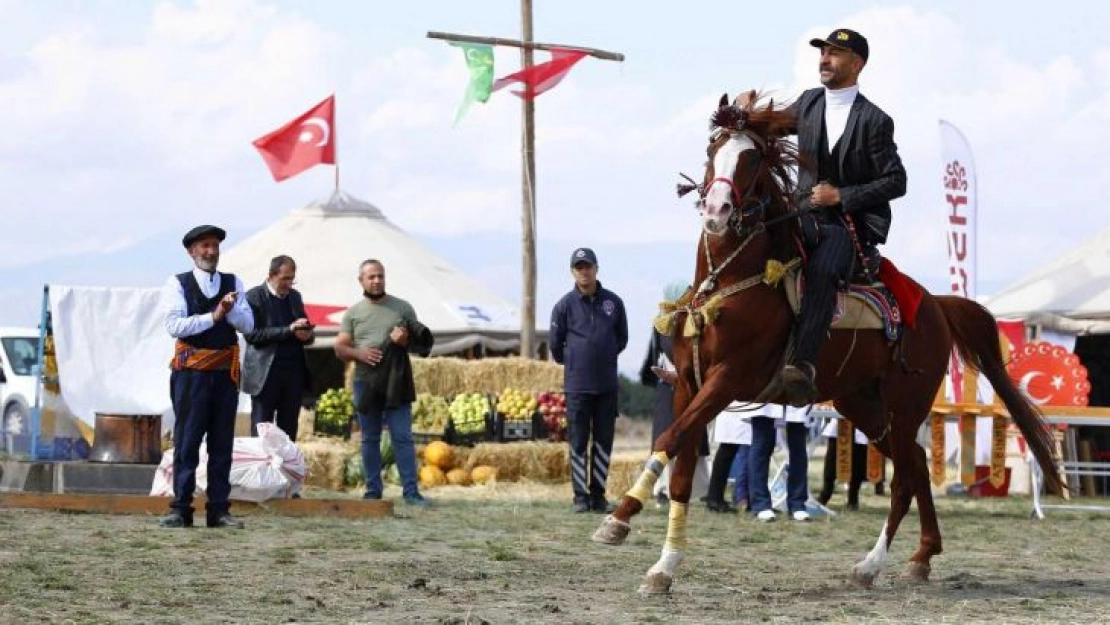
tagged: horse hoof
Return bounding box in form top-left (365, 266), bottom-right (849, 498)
top-left (901, 561), bottom-right (931, 583)
top-left (591, 515), bottom-right (631, 546)
top-left (850, 565), bottom-right (878, 589)
top-left (637, 572), bottom-right (672, 595)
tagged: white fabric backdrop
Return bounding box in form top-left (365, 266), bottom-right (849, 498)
top-left (50, 285), bottom-right (177, 429)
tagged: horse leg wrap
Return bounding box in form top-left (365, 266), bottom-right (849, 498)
top-left (662, 501), bottom-right (688, 551)
top-left (626, 451), bottom-right (670, 503)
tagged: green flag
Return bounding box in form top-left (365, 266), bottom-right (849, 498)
top-left (451, 43), bottom-right (494, 124)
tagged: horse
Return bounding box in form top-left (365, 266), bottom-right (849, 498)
top-left (590, 92), bottom-right (1064, 594)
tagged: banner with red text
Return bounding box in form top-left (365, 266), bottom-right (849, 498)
top-left (940, 120), bottom-right (977, 402)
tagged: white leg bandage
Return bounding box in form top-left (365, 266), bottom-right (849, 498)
top-left (647, 547), bottom-right (684, 578)
top-left (856, 523), bottom-right (890, 578)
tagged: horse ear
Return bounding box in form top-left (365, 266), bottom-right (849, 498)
top-left (719, 93), bottom-right (729, 108)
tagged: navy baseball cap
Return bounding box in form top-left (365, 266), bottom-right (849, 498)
top-left (810, 28), bottom-right (869, 63)
top-left (182, 224), bottom-right (226, 248)
top-left (570, 247), bottom-right (598, 267)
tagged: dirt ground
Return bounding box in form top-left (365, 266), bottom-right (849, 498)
top-left (3, 430), bottom-right (1110, 624)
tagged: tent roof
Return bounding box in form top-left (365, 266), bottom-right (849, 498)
top-left (986, 226), bottom-right (1110, 334)
top-left (219, 191), bottom-right (539, 354)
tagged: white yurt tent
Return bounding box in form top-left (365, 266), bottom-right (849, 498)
top-left (986, 226), bottom-right (1110, 335)
top-left (220, 191), bottom-right (543, 355)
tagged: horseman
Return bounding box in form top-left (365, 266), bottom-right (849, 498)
top-left (779, 28), bottom-right (907, 406)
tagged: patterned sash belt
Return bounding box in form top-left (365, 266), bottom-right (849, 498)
top-left (170, 340), bottom-right (241, 387)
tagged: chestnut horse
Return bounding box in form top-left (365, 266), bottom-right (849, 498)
top-left (591, 93), bottom-right (1063, 594)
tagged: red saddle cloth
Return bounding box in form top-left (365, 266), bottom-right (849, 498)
top-left (877, 258), bottom-right (922, 328)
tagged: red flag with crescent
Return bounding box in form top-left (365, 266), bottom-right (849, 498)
top-left (492, 49), bottom-right (588, 99)
top-left (252, 95), bottom-right (336, 182)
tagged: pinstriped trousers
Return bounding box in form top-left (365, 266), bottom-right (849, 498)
top-left (565, 391), bottom-right (618, 501)
top-left (794, 222), bottom-right (855, 365)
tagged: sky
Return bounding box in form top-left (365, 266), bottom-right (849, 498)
top-left (1, 0), bottom-right (1108, 376)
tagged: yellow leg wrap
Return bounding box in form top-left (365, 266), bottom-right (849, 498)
top-left (626, 451), bottom-right (671, 503)
top-left (663, 502), bottom-right (688, 551)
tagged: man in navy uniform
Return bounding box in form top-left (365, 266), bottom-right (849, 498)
top-left (159, 225), bottom-right (254, 529)
top-left (550, 247), bottom-right (628, 513)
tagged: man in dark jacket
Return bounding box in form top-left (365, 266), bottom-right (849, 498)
top-left (242, 255), bottom-right (314, 442)
top-left (550, 247), bottom-right (628, 513)
top-left (334, 259), bottom-right (434, 506)
top-left (779, 28), bottom-right (907, 407)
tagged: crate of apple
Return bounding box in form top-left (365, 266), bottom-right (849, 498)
top-left (537, 391), bottom-right (568, 441)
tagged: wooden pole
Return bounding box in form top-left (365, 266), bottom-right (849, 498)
top-left (519, 0), bottom-right (537, 359)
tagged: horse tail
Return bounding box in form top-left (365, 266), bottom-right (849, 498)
top-left (935, 295), bottom-right (1064, 494)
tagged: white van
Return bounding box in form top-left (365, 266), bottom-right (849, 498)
top-left (0, 327), bottom-right (40, 450)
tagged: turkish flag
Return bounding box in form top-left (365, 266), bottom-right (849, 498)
top-left (252, 95), bottom-right (336, 182)
top-left (492, 48), bottom-right (588, 99)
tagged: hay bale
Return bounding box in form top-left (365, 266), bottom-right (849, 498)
top-left (463, 357), bottom-right (563, 394)
top-left (297, 408), bottom-right (315, 441)
top-left (411, 357), bottom-right (564, 397)
top-left (462, 441), bottom-right (568, 483)
top-left (298, 437), bottom-right (358, 490)
top-left (606, 452), bottom-right (649, 498)
top-left (412, 358), bottom-right (468, 397)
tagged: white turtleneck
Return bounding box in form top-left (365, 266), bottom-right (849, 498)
top-left (824, 84), bottom-right (859, 149)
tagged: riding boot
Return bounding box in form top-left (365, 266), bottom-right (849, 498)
top-left (782, 290), bottom-right (835, 407)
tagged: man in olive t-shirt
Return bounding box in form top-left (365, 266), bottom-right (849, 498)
top-left (334, 259), bottom-right (428, 505)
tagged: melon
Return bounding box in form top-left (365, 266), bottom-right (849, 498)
top-left (418, 464), bottom-right (446, 488)
top-left (423, 441), bottom-right (455, 471)
top-left (445, 468), bottom-right (471, 486)
top-left (470, 465), bottom-right (497, 485)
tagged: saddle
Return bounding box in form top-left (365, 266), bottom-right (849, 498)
top-left (783, 263), bottom-right (903, 341)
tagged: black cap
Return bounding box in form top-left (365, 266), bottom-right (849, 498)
top-left (810, 28), bottom-right (869, 63)
top-left (570, 247), bottom-right (598, 267)
top-left (182, 225), bottom-right (226, 249)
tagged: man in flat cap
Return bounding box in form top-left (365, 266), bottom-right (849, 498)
top-left (550, 247), bottom-right (628, 513)
top-left (772, 28), bottom-right (907, 406)
top-left (159, 225), bottom-right (254, 529)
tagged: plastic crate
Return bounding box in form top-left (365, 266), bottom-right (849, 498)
top-left (496, 413), bottom-right (536, 442)
top-left (444, 412), bottom-right (494, 447)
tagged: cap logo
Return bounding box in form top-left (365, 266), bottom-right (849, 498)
top-left (576, 250), bottom-right (586, 258)
top-left (837, 31), bottom-right (849, 41)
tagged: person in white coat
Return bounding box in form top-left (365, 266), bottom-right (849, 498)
top-left (749, 404), bottom-right (812, 522)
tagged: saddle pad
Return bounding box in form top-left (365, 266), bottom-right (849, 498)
top-left (783, 271), bottom-right (883, 331)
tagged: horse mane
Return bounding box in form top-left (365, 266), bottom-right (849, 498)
top-left (711, 91), bottom-right (806, 262)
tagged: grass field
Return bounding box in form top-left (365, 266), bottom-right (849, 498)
top-left (2, 479), bottom-right (1109, 624)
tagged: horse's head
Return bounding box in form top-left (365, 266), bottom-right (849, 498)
top-left (680, 91), bottom-right (799, 239)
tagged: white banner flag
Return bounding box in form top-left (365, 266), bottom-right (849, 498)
top-left (940, 120), bottom-right (993, 464)
top-left (940, 120), bottom-right (977, 301)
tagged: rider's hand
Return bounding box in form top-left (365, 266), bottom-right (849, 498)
top-left (811, 182), bottom-right (841, 207)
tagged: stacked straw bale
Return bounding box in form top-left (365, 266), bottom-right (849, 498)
top-left (412, 357), bottom-right (563, 397)
top-left (298, 436), bottom-right (359, 491)
top-left (461, 441), bottom-right (569, 483)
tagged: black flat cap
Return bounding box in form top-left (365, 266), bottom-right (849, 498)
top-left (182, 225), bottom-right (226, 248)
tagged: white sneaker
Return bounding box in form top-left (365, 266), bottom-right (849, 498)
top-left (756, 509), bottom-right (777, 523)
top-left (791, 510), bottom-right (811, 522)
